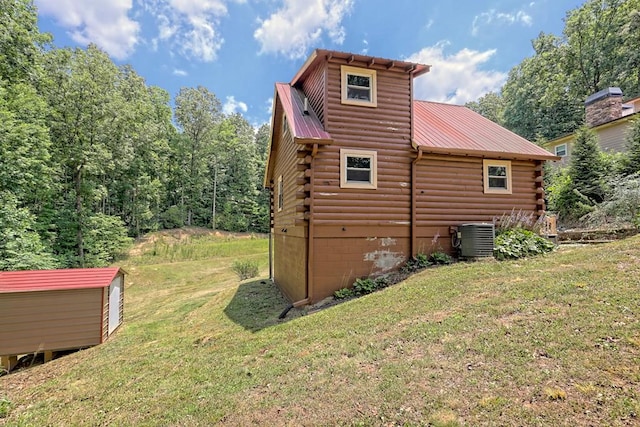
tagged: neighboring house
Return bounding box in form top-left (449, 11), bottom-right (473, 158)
top-left (264, 49), bottom-right (558, 305)
top-left (543, 87), bottom-right (640, 164)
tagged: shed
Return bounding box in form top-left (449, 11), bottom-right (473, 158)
top-left (0, 267), bottom-right (124, 371)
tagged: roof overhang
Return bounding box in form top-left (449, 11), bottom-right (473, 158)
top-left (413, 143), bottom-right (561, 162)
top-left (291, 49), bottom-right (430, 87)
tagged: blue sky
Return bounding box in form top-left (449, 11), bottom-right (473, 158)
top-left (35, 0), bottom-right (585, 126)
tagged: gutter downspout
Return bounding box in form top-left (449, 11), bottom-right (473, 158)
top-left (411, 147), bottom-right (423, 258)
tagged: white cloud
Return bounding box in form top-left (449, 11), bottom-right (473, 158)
top-left (173, 68), bottom-right (188, 76)
top-left (424, 19), bottom-right (434, 31)
top-left (254, 0), bottom-right (354, 59)
top-left (407, 41), bottom-right (507, 105)
top-left (35, 0), bottom-right (140, 59)
top-left (223, 96), bottom-right (248, 115)
top-left (145, 0), bottom-right (228, 62)
top-left (471, 9), bottom-right (532, 36)
top-left (265, 97), bottom-right (274, 115)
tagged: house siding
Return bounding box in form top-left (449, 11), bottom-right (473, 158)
top-left (301, 61), bottom-right (326, 124)
top-left (597, 123), bottom-right (631, 153)
top-left (415, 155), bottom-right (539, 254)
top-left (271, 99), bottom-right (309, 302)
top-left (303, 59), bottom-right (414, 300)
top-left (0, 288), bottom-right (104, 356)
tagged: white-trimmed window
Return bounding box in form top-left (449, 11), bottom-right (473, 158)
top-left (277, 175), bottom-right (284, 212)
top-left (483, 159), bottom-right (512, 194)
top-left (554, 143), bottom-right (567, 157)
top-left (341, 65), bottom-right (377, 107)
top-left (340, 149), bottom-right (377, 189)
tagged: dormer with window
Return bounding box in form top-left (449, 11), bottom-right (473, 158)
top-left (341, 65), bottom-right (377, 107)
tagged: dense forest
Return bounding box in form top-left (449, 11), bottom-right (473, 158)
top-left (2, 0), bottom-right (640, 271)
top-left (1, 0), bottom-right (270, 270)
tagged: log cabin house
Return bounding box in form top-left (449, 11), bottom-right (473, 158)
top-left (264, 49), bottom-right (558, 306)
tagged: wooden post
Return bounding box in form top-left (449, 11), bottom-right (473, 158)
top-left (1, 355), bottom-right (18, 372)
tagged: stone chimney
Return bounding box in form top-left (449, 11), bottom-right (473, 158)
top-left (585, 87), bottom-right (623, 127)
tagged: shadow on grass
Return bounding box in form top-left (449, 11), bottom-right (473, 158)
top-left (224, 278), bottom-right (292, 332)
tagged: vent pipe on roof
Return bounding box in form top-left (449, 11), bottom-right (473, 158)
top-left (303, 97), bottom-right (309, 115)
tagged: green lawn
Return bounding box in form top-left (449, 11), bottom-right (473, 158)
top-left (1, 231), bottom-right (639, 426)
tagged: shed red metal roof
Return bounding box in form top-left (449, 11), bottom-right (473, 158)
top-left (275, 82), bottom-right (332, 143)
top-left (0, 267), bottom-right (122, 293)
top-left (413, 101), bottom-right (559, 160)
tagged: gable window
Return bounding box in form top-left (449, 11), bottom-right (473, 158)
top-left (554, 143), bottom-right (567, 157)
top-left (483, 159), bottom-right (512, 194)
top-left (341, 65), bottom-right (377, 107)
top-left (340, 149), bottom-right (377, 189)
top-left (277, 175), bottom-right (284, 212)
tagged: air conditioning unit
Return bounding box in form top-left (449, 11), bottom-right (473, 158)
top-left (459, 223), bottom-right (495, 258)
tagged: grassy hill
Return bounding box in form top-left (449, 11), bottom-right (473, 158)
top-left (1, 230), bottom-right (639, 426)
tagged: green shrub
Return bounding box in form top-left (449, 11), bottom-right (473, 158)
top-left (429, 251), bottom-right (454, 265)
top-left (494, 228), bottom-right (555, 260)
top-left (334, 288), bottom-right (355, 299)
top-left (351, 277), bottom-right (389, 295)
top-left (402, 253), bottom-right (432, 273)
top-left (231, 259), bottom-right (259, 280)
top-left (0, 397), bottom-right (11, 418)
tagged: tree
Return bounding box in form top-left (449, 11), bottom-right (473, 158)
top-left (43, 45), bottom-right (122, 266)
top-left (0, 192), bottom-right (57, 270)
top-left (624, 119), bottom-right (640, 175)
top-left (465, 91), bottom-right (505, 125)
top-left (173, 86), bottom-right (222, 226)
top-left (0, 0), bottom-right (51, 84)
top-left (564, 0), bottom-right (640, 99)
top-left (215, 114), bottom-right (261, 232)
top-left (502, 32), bottom-right (583, 141)
top-left (570, 126), bottom-right (608, 204)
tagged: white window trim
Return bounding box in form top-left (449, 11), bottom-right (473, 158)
top-left (341, 65), bottom-right (377, 108)
top-left (554, 143), bottom-right (567, 157)
top-left (277, 175), bottom-right (284, 212)
top-left (340, 149), bottom-right (378, 189)
top-left (483, 159), bottom-right (512, 194)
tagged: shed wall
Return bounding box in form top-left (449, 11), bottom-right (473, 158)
top-left (0, 288), bottom-right (104, 355)
top-left (415, 155), bottom-right (539, 254)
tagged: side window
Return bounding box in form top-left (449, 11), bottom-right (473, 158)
top-left (554, 143), bottom-right (567, 157)
top-left (483, 159), bottom-right (512, 194)
top-left (340, 149), bottom-right (377, 189)
top-left (341, 65), bottom-right (377, 107)
top-left (277, 175), bottom-right (284, 211)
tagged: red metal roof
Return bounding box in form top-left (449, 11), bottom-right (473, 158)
top-left (413, 101), bottom-right (559, 160)
top-left (275, 83), bottom-right (332, 143)
top-left (0, 267), bottom-right (122, 293)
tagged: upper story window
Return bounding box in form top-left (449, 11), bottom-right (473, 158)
top-left (554, 143), bottom-right (567, 157)
top-left (340, 149), bottom-right (377, 189)
top-left (483, 159), bottom-right (512, 194)
top-left (341, 65), bottom-right (377, 108)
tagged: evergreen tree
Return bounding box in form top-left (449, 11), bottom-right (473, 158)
top-left (624, 119), bottom-right (640, 174)
top-left (569, 127), bottom-right (608, 204)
